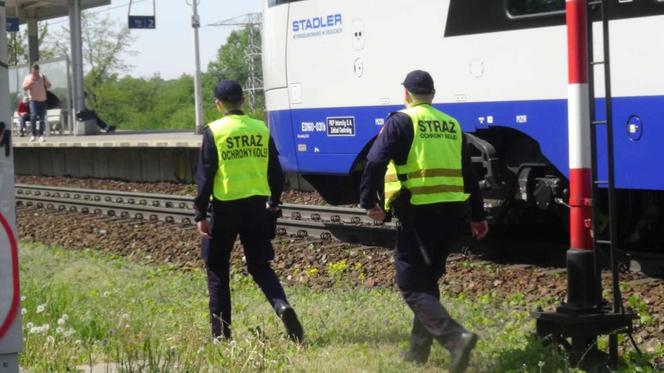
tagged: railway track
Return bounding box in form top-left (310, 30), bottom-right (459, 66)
top-left (15, 184), bottom-right (395, 246)
top-left (14, 184), bottom-right (664, 275)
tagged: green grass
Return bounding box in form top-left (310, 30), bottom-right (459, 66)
top-left (18, 243), bottom-right (660, 372)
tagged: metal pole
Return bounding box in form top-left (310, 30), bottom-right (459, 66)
top-left (0, 3), bottom-right (24, 371)
top-left (565, 0), bottom-right (599, 312)
top-left (600, 0), bottom-right (621, 365)
top-left (69, 0), bottom-right (86, 124)
top-left (586, 0), bottom-right (603, 311)
top-left (567, 0), bottom-right (593, 254)
top-left (26, 18), bottom-right (39, 64)
top-left (191, 0), bottom-right (205, 134)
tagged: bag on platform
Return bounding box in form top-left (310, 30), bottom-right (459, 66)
top-left (42, 74), bottom-right (61, 109)
top-left (46, 91), bottom-right (61, 109)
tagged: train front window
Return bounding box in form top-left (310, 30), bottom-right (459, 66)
top-left (507, 0), bottom-right (565, 16)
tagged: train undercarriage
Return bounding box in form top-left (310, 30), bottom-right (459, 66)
top-left (298, 128), bottom-right (664, 259)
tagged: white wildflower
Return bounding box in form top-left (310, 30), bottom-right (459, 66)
top-left (538, 361), bottom-right (545, 368)
top-left (46, 336), bottom-right (55, 344)
top-left (25, 322), bottom-right (34, 329)
top-left (57, 318), bottom-right (66, 326)
top-left (61, 314), bottom-right (69, 321)
top-left (103, 291), bottom-right (110, 298)
top-left (36, 304), bottom-right (46, 314)
top-left (29, 324), bottom-right (49, 334)
top-left (56, 327), bottom-right (65, 334)
top-left (74, 339), bottom-right (82, 345)
top-left (64, 329), bottom-right (75, 337)
top-left (20, 296), bottom-right (26, 302)
top-left (21, 308), bottom-right (27, 315)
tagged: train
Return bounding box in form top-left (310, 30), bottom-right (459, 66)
top-left (262, 0), bottom-right (664, 252)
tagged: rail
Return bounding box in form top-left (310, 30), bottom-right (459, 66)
top-left (15, 184), bottom-right (395, 246)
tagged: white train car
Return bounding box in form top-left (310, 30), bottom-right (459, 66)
top-left (263, 0), bottom-right (664, 250)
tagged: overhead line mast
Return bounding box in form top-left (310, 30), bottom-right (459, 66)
top-left (208, 13), bottom-right (264, 114)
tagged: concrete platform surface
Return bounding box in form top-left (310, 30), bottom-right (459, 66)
top-left (14, 131), bottom-right (202, 148)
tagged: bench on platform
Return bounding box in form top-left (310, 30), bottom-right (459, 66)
top-left (12, 109), bottom-right (67, 136)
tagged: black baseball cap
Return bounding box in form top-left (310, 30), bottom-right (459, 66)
top-left (214, 80), bottom-right (244, 102)
top-left (402, 70), bottom-right (435, 94)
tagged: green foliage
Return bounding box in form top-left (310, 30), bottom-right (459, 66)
top-left (94, 75), bottom-right (196, 130)
top-left (205, 24), bottom-right (265, 119)
top-left (327, 259), bottom-right (349, 281)
top-left (84, 24), bottom-right (264, 130)
top-left (6, 22), bottom-right (55, 66)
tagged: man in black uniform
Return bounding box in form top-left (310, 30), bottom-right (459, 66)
top-left (194, 80), bottom-right (303, 342)
top-left (359, 71), bottom-right (488, 372)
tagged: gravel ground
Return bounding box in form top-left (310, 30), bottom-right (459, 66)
top-left (16, 206), bottom-right (663, 358)
top-left (15, 176), bottom-right (326, 205)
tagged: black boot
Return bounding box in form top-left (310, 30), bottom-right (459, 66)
top-left (402, 317), bottom-right (433, 364)
top-left (402, 347), bottom-right (430, 365)
top-left (448, 332), bottom-right (478, 373)
top-left (276, 302), bottom-right (304, 343)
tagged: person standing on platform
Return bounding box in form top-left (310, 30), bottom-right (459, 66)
top-left (22, 63), bottom-right (51, 142)
top-left (359, 70), bottom-right (489, 372)
top-left (194, 80), bottom-right (304, 342)
top-left (17, 95), bottom-right (30, 137)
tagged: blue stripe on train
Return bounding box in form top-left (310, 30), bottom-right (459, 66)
top-left (268, 96), bottom-right (664, 191)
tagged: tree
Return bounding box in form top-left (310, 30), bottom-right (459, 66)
top-left (49, 12), bottom-right (136, 110)
top-left (207, 24), bottom-right (264, 116)
top-left (6, 22), bottom-right (56, 66)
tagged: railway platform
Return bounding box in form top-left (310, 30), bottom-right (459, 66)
top-left (13, 131), bottom-right (201, 148)
top-left (13, 131), bottom-right (201, 183)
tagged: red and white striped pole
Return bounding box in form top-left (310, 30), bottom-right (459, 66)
top-left (565, 0), bottom-right (599, 310)
top-left (567, 0), bottom-right (593, 251)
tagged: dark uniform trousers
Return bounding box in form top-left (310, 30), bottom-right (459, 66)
top-left (202, 197), bottom-right (288, 339)
top-left (394, 202), bottom-right (468, 359)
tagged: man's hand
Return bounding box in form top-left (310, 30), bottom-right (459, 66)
top-left (470, 220), bottom-right (489, 240)
top-left (366, 204), bottom-right (386, 222)
top-left (197, 220), bottom-right (212, 240)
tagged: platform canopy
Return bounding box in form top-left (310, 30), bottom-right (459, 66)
top-left (5, 0), bottom-right (109, 21)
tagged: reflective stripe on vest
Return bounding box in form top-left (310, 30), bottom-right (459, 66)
top-left (384, 104), bottom-right (469, 210)
top-left (208, 114), bottom-right (271, 201)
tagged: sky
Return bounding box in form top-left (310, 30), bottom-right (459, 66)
top-left (45, 0), bottom-right (263, 80)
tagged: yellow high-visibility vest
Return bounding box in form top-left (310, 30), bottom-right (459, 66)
top-left (208, 114), bottom-right (271, 201)
top-left (384, 104), bottom-right (469, 210)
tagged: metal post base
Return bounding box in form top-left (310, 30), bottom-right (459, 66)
top-left (532, 308), bottom-right (636, 368)
top-left (531, 249), bottom-right (636, 368)
top-left (0, 353), bottom-right (19, 373)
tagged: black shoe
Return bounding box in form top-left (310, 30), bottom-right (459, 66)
top-left (276, 304), bottom-right (304, 343)
top-left (104, 125), bottom-right (116, 133)
top-left (402, 348), bottom-right (429, 365)
top-left (449, 332), bottom-right (478, 373)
